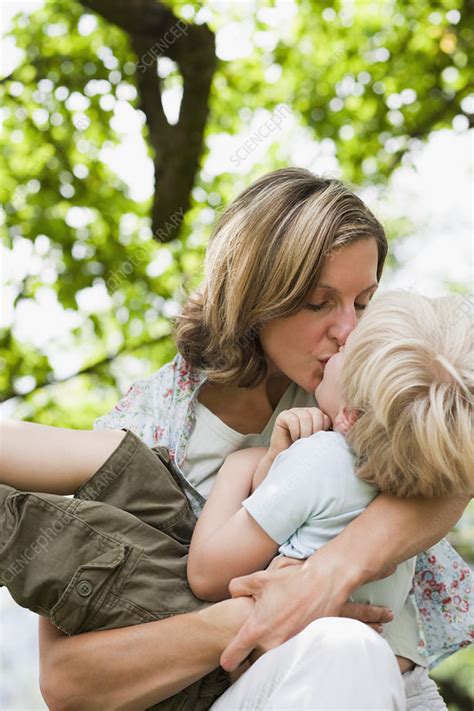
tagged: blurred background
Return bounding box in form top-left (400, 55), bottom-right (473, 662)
top-left (0, 0), bottom-right (473, 708)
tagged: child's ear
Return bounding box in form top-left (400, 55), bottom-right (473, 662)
top-left (334, 407), bottom-right (359, 435)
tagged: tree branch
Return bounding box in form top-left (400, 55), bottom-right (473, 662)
top-left (0, 332), bottom-right (173, 404)
top-left (80, 0), bottom-right (179, 38)
top-left (79, 0), bottom-right (217, 241)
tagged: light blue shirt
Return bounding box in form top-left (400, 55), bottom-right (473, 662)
top-left (243, 431), bottom-right (425, 664)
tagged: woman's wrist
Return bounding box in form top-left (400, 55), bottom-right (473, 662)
top-left (197, 597), bottom-right (255, 654)
top-left (302, 538), bottom-right (367, 600)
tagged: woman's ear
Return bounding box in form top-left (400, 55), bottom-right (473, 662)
top-left (334, 406), bottom-right (359, 435)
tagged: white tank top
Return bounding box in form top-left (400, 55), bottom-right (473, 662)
top-left (181, 382), bottom-right (317, 499)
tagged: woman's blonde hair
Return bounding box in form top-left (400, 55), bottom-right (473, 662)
top-left (174, 167), bottom-right (387, 386)
top-left (343, 291), bottom-right (473, 498)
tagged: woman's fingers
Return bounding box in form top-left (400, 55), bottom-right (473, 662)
top-left (267, 555), bottom-right (304, 570)
top-left (223, 560), bottom-right (347, 671)
top-left (366, 623), bottom-right (384, 634)
top-left (339, 601), bottom-right (393, 624)
top-left (223, 573), bottom-right (267, 671)
top-left (220, 613), bottom-right (262, 672)
top-left (228, 571), bottom-right (265, 598)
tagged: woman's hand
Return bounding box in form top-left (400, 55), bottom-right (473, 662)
top-left (220, 549), bottom-right (393, 672)
top-left (267, 555), bottom-right (393, 631)
top-left (268, 553), bottom-right (397, 580)
top-left (221, 492), bottom-right (471, 673)
top-left (268, 407), bottom-right (331, 460)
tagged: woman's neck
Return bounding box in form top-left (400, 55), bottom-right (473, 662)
top-left (197, 372), bottom-right (292, 435)
top-left (264, 372), bottom-right (292, 410)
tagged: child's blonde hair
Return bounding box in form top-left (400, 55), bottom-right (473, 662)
top-left (343, 291), bottom-right (473, 498)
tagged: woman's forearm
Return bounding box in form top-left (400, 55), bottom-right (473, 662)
top-left (305, 492), bottom-right (471, 592)
top-left (40, 598), bottom-right (252, 711)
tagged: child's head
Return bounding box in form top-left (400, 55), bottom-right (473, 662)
top-left (316, 291), bottom-right (473, 498)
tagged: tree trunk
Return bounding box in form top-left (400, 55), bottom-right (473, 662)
top-left (80, 0), bottom-right (216, 241)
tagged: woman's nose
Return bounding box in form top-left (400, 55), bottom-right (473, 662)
top-left (327, 308), bottom-right (358, 346)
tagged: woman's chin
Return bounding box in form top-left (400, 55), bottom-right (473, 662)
top-left (303, 374), bottom-right (323, 396)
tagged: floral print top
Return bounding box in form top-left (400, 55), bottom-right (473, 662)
top-left (94, 353), bottom-right (473, 669)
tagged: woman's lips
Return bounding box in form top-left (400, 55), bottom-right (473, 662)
top-left (318, 353), bottom-right (337, 371)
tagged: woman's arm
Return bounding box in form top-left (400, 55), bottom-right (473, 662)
top-left (0, 420), bottom-right (125, 494)
top-left (188, 448), bottom-right (278, 601)
top-left (39, 596), bottom-right (254, 711)
top-left (328, 492), bottom-right (471, 577)
top-left (220, 492), bottom-right (470, 671)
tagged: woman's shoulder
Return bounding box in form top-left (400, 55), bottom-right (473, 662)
top-left (93, 353), bottom-right (206, 440)
top-left (170, 352), bottom-right (208, 395)
top-left (130, 353), bottom-right (206, 399)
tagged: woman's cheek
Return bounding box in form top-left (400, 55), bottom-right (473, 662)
top-left (306, 320), bottom-right (329, 353)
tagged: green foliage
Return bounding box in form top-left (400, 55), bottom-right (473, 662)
top-left (201, 0), bottom-right (471, 181)
top-left (1, 0), bottom-right (472, 419)
top-left (0, 0), bottom-right (201, 415)
top-left (291, 0), bottom-right (472, 183)
top-left (432, 646), bottom-right (474, 710)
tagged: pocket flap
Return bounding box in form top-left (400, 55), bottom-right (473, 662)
top-left (51, 541), bottom-right (126, 635)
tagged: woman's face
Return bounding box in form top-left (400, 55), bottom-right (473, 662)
top-left (259, 238), bottom-right (379, 393)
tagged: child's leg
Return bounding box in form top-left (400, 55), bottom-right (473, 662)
top-left (0, 481), bottom-right (205, 628)
top-left (0, 430), bottom-right (200, 626)
top-left (74, 429), bottom-right (197, 539)
top-left (1, 421), bottom-right (195, 537)
top-left (0, 419), bottom-right (126, 494)
top-left (0, 486), bottom-right (232, 710)
top-left (0, 431), bottom-right (233, 709)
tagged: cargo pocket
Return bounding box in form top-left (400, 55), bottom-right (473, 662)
top-left (50, 539), bottom-right (127, 635)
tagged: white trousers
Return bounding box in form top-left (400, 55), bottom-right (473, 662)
top-left (211, 618), bottom-right (447, 711)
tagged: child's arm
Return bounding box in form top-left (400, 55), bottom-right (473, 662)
top-left (249, 451), bottom-right (277, 493)
top-left (0, 420), bottom-right (125, 494)
top-left (188, 407), bottom-right (331, 601)
top-left (188, 447), bottom-right (279, 601)
top-left (250, 406), bottom-right (331, 492)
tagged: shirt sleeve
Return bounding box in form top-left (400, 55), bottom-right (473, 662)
top-left (242, 432), bottom-right (350, 544)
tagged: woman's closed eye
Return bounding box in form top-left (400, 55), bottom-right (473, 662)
top-left (306, 301), bottom-right (330, 312)
top-left (306, 301), bottom-right (369, 313)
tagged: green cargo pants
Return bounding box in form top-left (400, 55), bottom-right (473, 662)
top-left (0, 429), bottom-right (231, 710)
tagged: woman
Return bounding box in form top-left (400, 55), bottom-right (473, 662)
top-left (39, 169), bottom-right (471, 710)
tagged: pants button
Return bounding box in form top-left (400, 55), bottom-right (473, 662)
top-left (77, 580), bottom-right (93, 597)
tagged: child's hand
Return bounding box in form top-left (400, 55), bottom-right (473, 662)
top-left (268, 407), bottom-right (331, 460)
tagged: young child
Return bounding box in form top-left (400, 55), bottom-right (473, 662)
top-left (0, 292), bottom-right (472, 704)
top-left (186, 290), bottom-right (473, 674)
